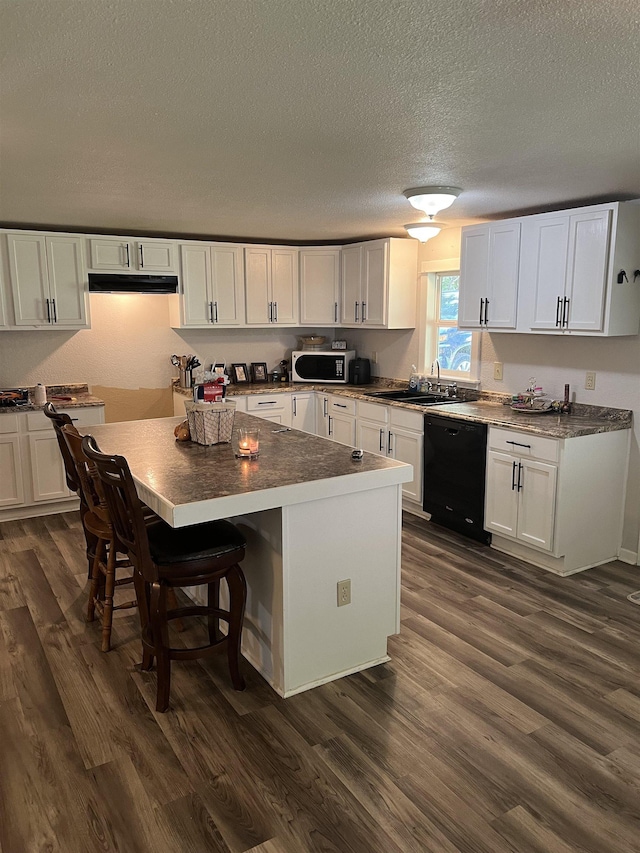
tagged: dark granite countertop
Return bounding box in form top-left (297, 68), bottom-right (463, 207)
top-left (0, 384), bottom-right (105, 413)
top-left (173, 379), bottom-right (632, 439)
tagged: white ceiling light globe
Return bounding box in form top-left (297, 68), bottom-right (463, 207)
top-left (403, 186), bottom-right (462, 216)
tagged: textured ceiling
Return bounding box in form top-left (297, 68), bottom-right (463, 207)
top-left (1, 0), bottom-right (639, 242)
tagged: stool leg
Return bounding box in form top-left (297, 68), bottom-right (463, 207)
top-left (225, 565), bottom-right (247, 691)
top-left (86, 538), bottom-right (105, 623)
top-left (207, 579), bottom-right (222, 644)
top-left (150, 582), bottom-right (171, 712)
top-left (100, 540), bottom-right (117, 652)
top-left (134, 573), bottom-right (154, 671)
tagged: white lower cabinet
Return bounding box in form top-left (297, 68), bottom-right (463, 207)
top-left (291, 392), bottom-right (316, 434)
top-left (485, 425), bottom-right (630, 575)
top-left (356, 400), bottom-right (422, 502)
top-left (245, 393), bottom-right (292, 426)
top-left (0, 406), bottom-right (105, 521)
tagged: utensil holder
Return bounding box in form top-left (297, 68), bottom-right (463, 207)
top-left (179, 368), bottom-right (193, 389)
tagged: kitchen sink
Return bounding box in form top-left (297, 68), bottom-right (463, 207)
top-left (365, 389), bottom-right (462, 406)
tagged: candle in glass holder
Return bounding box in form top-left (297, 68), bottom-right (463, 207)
top-left (236, 428), bottom-right (260, 458)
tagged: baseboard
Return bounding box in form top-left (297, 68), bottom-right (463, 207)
top-left (618, 548), bottom-right (639, 566)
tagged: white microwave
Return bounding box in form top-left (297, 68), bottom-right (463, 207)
top-left (291, 350), bottom-right (356, 383)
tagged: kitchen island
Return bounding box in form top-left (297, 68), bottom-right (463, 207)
top-left (83, 413), bottom-right (412, 697)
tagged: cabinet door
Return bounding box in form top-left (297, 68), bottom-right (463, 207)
top-left (46, 236), bottom-right (87, 326)
top-left (245, 248), bottom-right (271, 324)
top-left (327, 412), bottom-right (356, 446)
top-left (138, 241), bottom-right (175, 271)
top-left (529, 217), bottom-right (570, 330)
top-left (458, 226), bottom-right (489, 328)
top-left (565, 210), bottom-right (611, 331)
top-left (271, 248), bottom-right (298, 324)
top-left (361, 240), bottom-right (387, 326)
top-left (291, 393), bottom-right (316, 434)
top-left (0, 434), bottom-right (24, 506)
top-left (517, 459), bottom-right (556, 550)
top-left (316, 395), bottom-right (330, 437)
top-left (0, 261), bottom-right (8, 328)
top-left (181, 244), bottom-right (212, 325)
top-left (299, 249), bottom-right (340, 325)
top-left (28, 433), bottom-right (69, 501)
top-left (486, 222), bottom-right (519, 328)
top-left (340, 245), bottom-right (362, 324)
top-left (357, 419), bottom-right (387, 456)
top-left (484, 450), bottom-right (518, 538)
top-left (90, 239), bottom-right (132, 270)
top-left (390, 426), bottom-right (423, 503)
top-left (7, 234), bottom-right (49, 325)
top-left (211, 246), bottom-right (244, 326)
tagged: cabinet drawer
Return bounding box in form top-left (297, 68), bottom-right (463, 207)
top-left (246, 394), bottom-right (288, 413)
top-left (390, 406), bottom-right (423, 432)
top-left (489, 427), bottom-right (559, 463)
top-left (26, 406), bottom-right (105, 432)
top-left (328, 396), bottom-right (356, 416)
top-left (357, 400), bottom-right (388, 423)
top-left (0, 414), bottom-right (20, 434)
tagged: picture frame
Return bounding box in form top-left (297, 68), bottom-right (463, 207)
top-left (230, 363), bottom-right (249, 384)
top-left (251, 362), bottom-right (268, 383)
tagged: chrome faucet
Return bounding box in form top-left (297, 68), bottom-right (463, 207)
top-left (432, 360), bottom-right (442, 392)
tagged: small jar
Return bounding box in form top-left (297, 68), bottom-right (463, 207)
top-left (34, 384), bottom-right (47, 406)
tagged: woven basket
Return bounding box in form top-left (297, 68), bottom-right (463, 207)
top-left (184, 400), bottom-right (236, 445)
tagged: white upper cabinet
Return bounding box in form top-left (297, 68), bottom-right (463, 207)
top-left (7, 234), bottom-right (88, 327)
top-left (523, 208), bottom-right (613, 333)
top-left (340, 238), bottom-right (418, 328)
top-left (299, 247), bottom-right (341, 326)
top-left (174, 243), bottom-right (244, 327)
top-left (460, 201), bottom-right (640, 337)
top-left (0, 253), bottom-right (8, 328)
top-left (245, 246), bottom-right (299, 325)
top-left (89, 238), bottom-right (175, 272)
top-left (458, 221), bottom-right (520, 329)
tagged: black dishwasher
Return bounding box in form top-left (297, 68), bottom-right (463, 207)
top-left (423, 414), bottom-right (491, 544)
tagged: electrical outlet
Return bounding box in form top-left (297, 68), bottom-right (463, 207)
top-left (493, 362), bottom-right (503, 381)
top-left (337, 579), bottom-right (351, 606)
top-left (585, 371), bottom-right (596, 391)
top-left (371, 351), bottom-right (378, 365)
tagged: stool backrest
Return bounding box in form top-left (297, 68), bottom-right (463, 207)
top-left (60, 424), bottom-right (110, 527)
top-left (43, 403), bottom-right (78, 493)
top-left (81, 434), bottom-right (156, 580)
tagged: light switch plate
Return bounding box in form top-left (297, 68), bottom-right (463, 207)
top-left (493, 362), bottom-right (503, 381)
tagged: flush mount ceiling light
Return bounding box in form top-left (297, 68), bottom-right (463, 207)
top-left (404, 219), bottom-right (447, 242)
top-left (403, 185), bottom-right (462, 216)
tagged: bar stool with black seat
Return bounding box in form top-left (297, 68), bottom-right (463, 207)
top-left (61, 423), bottom-right (139, 652)
top-left (82, 433), bottom-right (248, 712)
top-left (43, 402), bottom-right (97, 575)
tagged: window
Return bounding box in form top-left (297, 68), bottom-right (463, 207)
top-left (422, 265), bottom-right (479, 382)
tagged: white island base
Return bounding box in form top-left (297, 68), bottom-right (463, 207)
top-left (206, 484), bottom-right (403, 697)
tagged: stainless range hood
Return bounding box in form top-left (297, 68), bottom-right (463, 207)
top-left (88, 273), bottom-right (179, 294)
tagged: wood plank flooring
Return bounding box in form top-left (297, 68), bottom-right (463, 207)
top-left (1, 510), bottom-right (639, 852)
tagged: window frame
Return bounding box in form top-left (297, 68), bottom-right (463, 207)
top-left (418, 258), bottom-right (481, 385)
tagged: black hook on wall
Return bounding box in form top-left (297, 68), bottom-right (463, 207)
top-left (617, 270), bottom-right (629, 283)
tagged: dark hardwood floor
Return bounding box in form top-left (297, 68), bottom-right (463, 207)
top-left (1, 510), bottom-right (639, 852)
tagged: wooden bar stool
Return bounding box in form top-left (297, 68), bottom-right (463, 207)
top-left (61, 424), bottom-right (138, 651)
top-left (82, 433), bottom-right (248, 712)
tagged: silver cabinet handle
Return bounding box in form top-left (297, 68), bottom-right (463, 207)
top-left (273, 301), bottom-right (278, 322)
top-left (209, 301), bottom-right (214, 322)
top-left (388, 431), bottom-right (393, 455)
top-left (46, 298), bottom-right (51, 323)
top-left (334, 402), bottom-right (347, 408)
top-left (511, 460), bottom-right (518, 490)
top-left (125, 244), bottom-right (130, 268)
top-left (484, 299), bottom-right (489, 325)
top-left (379, 428), bottom-right (384, 452)
top-left (257, 401), bottom-right (277, 405)
top-left (323, 398), bottom-right (328, 417)
top-left (52, 298), bottom-right (57, 323)
top-left (213, 301), bottom-right (218, 322)
top-left (479, 298), bottom-right (484, 325)
top-left (562, 297), bottom-right (570, 327)
top-left (354, 301), bottom-right (359, 322)
top-left (292, 397), bottom-right (297, 416)
top-left (334, 301), bottom-right (338, 323)
top-left (139, 245), bottom-right (144, 268)
top-left (506, 440), bottom-right (531, 449)
top-left (362, 301), bottom-right (366, 322)
top-left (517, 462), bottom-right (523, 491)
top-left (328, 415), bottom-right (333, 435)
top-left (268, 301), bottom-right (273, 322)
